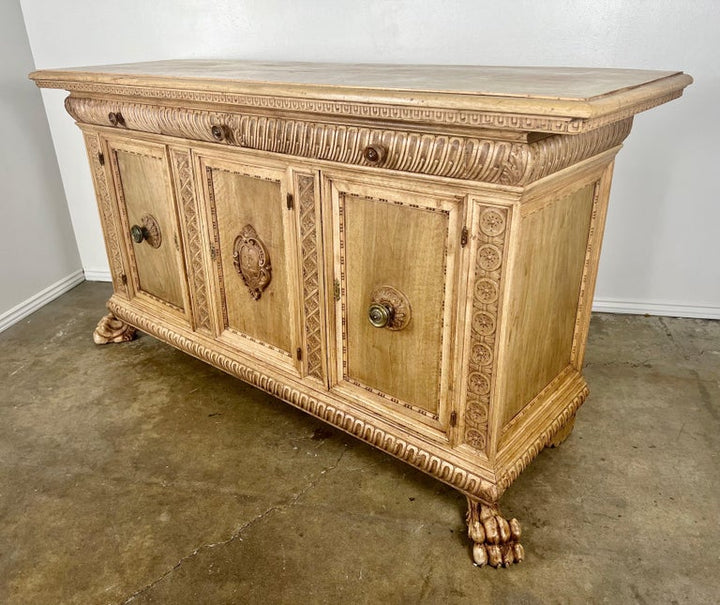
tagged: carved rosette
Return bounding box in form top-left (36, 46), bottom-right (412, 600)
top-left (138, 214), bottom-right (162, 248)
top-left (297, 174), bottom-right (323, 380)
top-left (464, 206), bottom-right (509, 451)
top-left (233, 225), bottom-right (272, 300)
top-left (370, 285), bottom-right (412, 330)
top-left (171, 149), bottom-right (211, 331)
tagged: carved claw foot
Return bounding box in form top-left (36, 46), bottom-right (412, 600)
top-left (466, 497), bottom-right (524, 567)
top-left (93, 313), bottom-right (136, 345)
top-left (546, 414), bottom-right (576, 448)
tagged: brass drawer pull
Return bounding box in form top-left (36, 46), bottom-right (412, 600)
top-left (368, 303), bottom-right (393, 328)
top-left (108, 111), bottom-right (125, 127)
top-left (130, 214), bottom-right (162, 248)
top-left (368, 286), bottom-right (411, 330)
top-left (211, 124), bottom-right (228, 142)
top-left (363, 144), bottom-right (387, 165)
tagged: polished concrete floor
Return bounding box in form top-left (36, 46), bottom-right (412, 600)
top-left (1, 282), bottom-right (718, 604)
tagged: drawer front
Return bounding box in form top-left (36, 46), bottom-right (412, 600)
top-left (326, 173), bottom-right (463, 429)
top-left (196, 150), bottom-right (303, 374)
top-left (104, 136), bottom-right (190, 319)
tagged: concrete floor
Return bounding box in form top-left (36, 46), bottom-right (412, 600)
top-left (1, 281), bottom-right (718, 604)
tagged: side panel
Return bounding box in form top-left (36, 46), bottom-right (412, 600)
top-left (501, 183), bottom-right (597, 426)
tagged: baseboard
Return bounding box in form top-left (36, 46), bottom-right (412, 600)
top-left (592, 297), bottom-right (720, 320)
top-left (0, 270), bottom-right (85, 333)
top-left (83, 268), bottom-right (112, 282)
top-left (78, 269), bottom-right (720, 320)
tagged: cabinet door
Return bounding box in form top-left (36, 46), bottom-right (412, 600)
top-left (196, 150), bottom-right (304, 376)
top-left (325, 172), bottom-right (464, 432)
top-left (104, 136), bottom-right (191, 322)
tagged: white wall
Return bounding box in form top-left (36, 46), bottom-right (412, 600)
top-left (20, 0), bottom-right (720, 318)
top-left (0, 0), bottom-right (82, 331)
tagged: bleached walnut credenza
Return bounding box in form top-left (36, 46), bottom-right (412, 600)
top-left (31, 61), bottom-right (691, 567)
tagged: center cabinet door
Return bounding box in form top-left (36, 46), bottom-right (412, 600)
top-left (194, 150), bottom-right (310, 378)
top-left (324, 171), bottom-right (465, 434)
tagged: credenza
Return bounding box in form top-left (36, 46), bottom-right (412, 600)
top-left (31, 61), bottom-right (691, 567)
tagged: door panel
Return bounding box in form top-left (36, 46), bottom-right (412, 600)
top-left (105, 136), bottom-right (190, 319)
top-left (327, 173), bottom-right (463, 429)
top-left (196, 151), bottom-right (302, 373)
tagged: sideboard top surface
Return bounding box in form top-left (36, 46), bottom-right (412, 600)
top-left (31, 60), bottom-right (692, 134)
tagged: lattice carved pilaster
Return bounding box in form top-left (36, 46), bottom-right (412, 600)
top-left (297, 174), bottom-right (324, 380)
top-left (171, 148), bottom-right (211, 331)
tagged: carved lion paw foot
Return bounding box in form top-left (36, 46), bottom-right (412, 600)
top-left (93, 313), bottom-right (136, 345)
top-left (466, 498), bottom-right (524, 567)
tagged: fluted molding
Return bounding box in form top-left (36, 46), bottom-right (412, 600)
top-left (66, 97), bottom-right (632, 186)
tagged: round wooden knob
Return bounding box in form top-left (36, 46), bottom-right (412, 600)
top-left (363, 144), bottom-right (387, 164)
top-left (108, 111), bottom-right (125, 127)
top-left (211, 125), bottom-right (227, 141)
top-left (130, 224), bottom-right (147, 244)
top-left (368, 302), bottom-right (394, 328)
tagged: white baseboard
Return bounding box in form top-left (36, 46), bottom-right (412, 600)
top-left (592, 297), bottom-right (720, 320)
top-left (0, 270), bottom-right (86, 333)
top-left (83, 268), bottom-right (112, 282)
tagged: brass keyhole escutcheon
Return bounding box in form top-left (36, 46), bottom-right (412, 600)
top-left (129, 214), bottom-right (162, 248)
top-left (368, 286), bottom-right (411, 330)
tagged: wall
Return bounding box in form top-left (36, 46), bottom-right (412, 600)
top-left (0, 0), bottom-right (82, 331)
top-left (20, 0), bottom-right (720, 318)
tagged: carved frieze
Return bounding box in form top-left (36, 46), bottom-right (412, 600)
top-left (66, 97), bottom-right (632, 186)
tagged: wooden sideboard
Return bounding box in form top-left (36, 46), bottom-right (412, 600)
top-left (31, 61), bottom-right (691, 567)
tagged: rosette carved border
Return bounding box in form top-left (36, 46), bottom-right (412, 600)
top-left (463, 206), bottom-right (510, 452)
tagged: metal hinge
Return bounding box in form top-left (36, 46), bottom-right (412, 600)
top-left (449, 411), bottom-right (458, 427)
top-left (461, 226), bottom-right (469, 248)
top-left (333, 278), bottom-right (340, 302)
top-left (98, 152), bottom-right (105, 166)
top-left (210, 245), bottom-right (216, 260)
top-left (296, 347), bottom-right (302, 361)
top-left (286, 193), bottom-right (294, 210)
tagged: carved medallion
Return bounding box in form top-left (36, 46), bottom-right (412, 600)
top-left (233, 224), bottom-right (272, 300)
top-left (140, 214), bottom-right (162, 248)
top-left (370, 285), bottom-right (412, 331)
